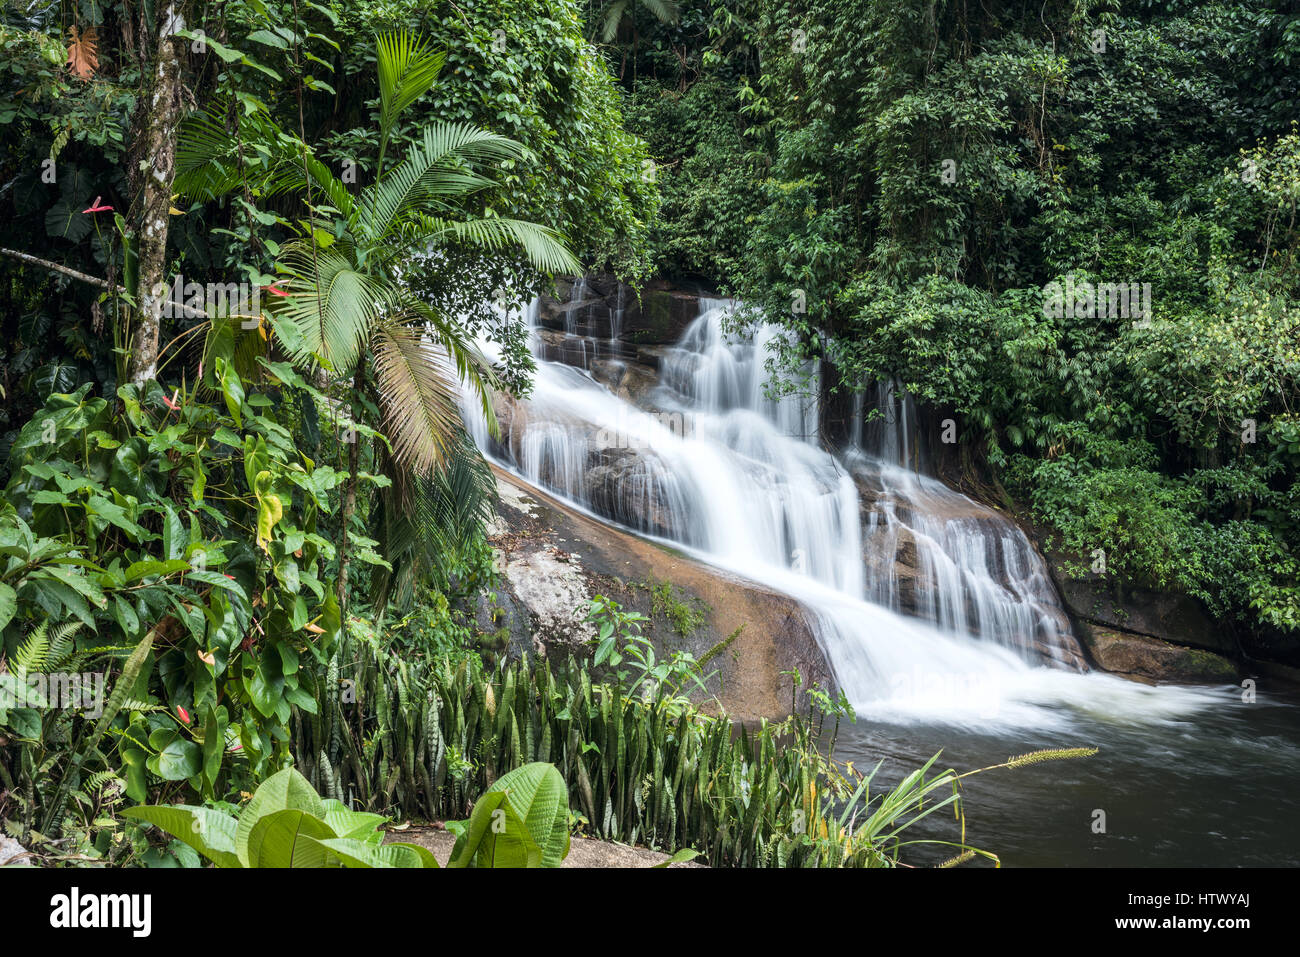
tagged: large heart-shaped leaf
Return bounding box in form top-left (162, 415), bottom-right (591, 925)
top-left (44, 199), bottom-right (91, 242)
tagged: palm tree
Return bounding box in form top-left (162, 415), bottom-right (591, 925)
top-left (179, 31), bottom-right (580, 615)
top-left (274, 32), bottom-right (577, 475)
top-left (590, 0), bottom-right (681, 82)
top-left (273, 32), bottom-right (580, 614)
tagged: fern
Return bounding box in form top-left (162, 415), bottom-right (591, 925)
top-left (13, 621), bottom-right (50, 675)
top-left (45, 621), bottom-right (83, 670)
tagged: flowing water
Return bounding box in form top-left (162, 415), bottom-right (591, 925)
top-left (464, 293), bottom-right (1300, 866)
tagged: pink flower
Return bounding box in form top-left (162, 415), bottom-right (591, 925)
top-left (177, 705), bottom-right (191, 724)
top-left (262, 280), bottom-right (289, 297)
top-left (83, 196), bottom-right (113, 214)
top-left (163, 389), bottom-right (181, 412)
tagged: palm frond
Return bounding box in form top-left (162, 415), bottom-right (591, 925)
top-left (413, 215), bottom-right (581, 276)
top-left (174, 107), bottom-right (290, 201)
top-left (598, 0), bottom-right (630, 42)
top-left (406, 298), bottom-right (501, 439)
top-left (376, 31), bottom-right (446, 166)
top-left (360, 123), bottom-right (527, 241)
top-left (280, 153), bottom-right (357, 221)
top-left (174, 111), bottom-right (246, 200)
top-left (641, 0), bottom-right (681, 26)
top-left (370, 317), bottom-right (464, 476)
top-left (420, 436), bottom-right (498, 554)
top-left (370, 433), bottom-right (497, 610)
top-left (270, 242), bottom-right (387, 374)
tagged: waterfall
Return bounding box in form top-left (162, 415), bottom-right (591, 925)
top-left (465, 291), bottom-right (1224, 727)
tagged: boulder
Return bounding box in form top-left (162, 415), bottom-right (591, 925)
top-left (1046, 555), bottom-right (1235, 657)
top-left (541, 276), bottom-right (711, 347)
top-left (478, 466), bottom-right (832, 720)
top-left (620, 283), bottom-right (703, 345)
top-left (1075, 621), bottom-right (1238, 683)
top-left (0, 833), bottom-right (31, 866)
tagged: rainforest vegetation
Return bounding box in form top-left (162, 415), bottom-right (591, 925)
top-left (0, 0), bottom-right (1295, 869)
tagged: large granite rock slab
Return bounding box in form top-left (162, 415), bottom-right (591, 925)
top-left (477, 467), bottom-right (831, 721)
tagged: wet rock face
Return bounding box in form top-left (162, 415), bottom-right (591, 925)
top-left (480, 468), bottom-right (831, 721)
top-left (850, 457), bottom-right (1091, 672)
top-left (1050, 569), bottom-right (1234, 656)
top-left (585, 448), bottom-right (687, 541)
top-left (538, 276), bottom-right (715, 347)
top-left (1076, 621), bottom-right (1238, 683)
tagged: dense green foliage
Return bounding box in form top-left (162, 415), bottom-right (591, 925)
top-left (294, 625), bottom-right (1003, 867)
top-left (608, 0), bottom-right (1300, 653)
top-left (0, 0), bottom-right (652, 859)
top-left (3, 0), bottom-right (1238, 871)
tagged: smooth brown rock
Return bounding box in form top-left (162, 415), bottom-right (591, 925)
top-left (1076, 621), bottom-right (1238, 683)
top-left (479, 467), bottom-right (831, 720)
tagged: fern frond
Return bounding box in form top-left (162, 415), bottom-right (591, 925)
top-left (14, 621), bottom-right (50, 675)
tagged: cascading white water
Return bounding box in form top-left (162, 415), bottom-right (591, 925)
top-left (467, 293), bottom-right (1220, 727)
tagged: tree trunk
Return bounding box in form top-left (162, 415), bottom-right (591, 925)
top-left (336, 367), bottom-right (365, 621)
top-left (129, 7), bottom-right (186, 385)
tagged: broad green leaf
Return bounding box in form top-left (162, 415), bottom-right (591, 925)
top-left (244, 808), bottom-right (336, 868)
top-left (310, 837), bottom-right (431, 868)
top-left (122, 805), bottom-right (240, 868)
top-left (0, 582), bottom-right (16, 631)
top-left (235, 767), bottom-right (324, 866)
top-left (482, 762), bottom-right (571, 867)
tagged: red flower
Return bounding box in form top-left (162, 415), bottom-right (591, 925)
top-left (177, 705), bottom-right (191, 724)
top-left (162, 389), bottom-right (181, 412)
top-left (83, 196), bottom-right (113, 214)
top-left (262, 280), bottom-right (290, 297)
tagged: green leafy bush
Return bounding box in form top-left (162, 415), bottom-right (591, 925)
top-left (0, 363), bottom-right (385, 837)
top-left (124, 763), bottom-right (571, 868)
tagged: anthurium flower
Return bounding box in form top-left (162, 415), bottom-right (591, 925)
top-left (177, 705), bottom-right (191, 724)
top-left (83, 196), bottom-right (113, 213)
top-left (263, 280), bottom-right (290, 297)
